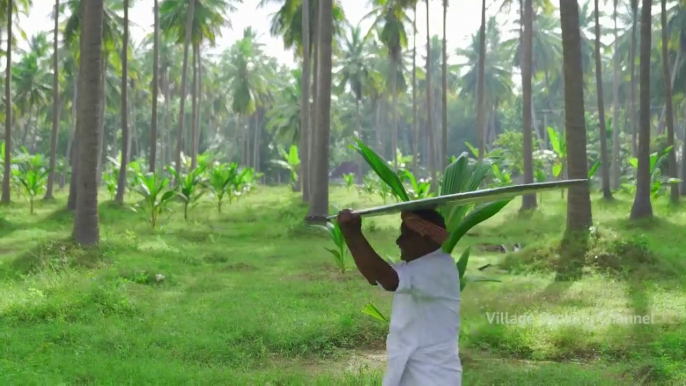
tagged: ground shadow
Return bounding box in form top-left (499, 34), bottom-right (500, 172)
top-left (0, 217), bottom-right (17, 238)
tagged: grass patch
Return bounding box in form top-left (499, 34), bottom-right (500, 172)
top-left (0, 188), bottom-right (685, 384)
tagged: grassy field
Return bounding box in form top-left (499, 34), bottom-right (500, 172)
top-left (1, 186), bottom-right (686, 385)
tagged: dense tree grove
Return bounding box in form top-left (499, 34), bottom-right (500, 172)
top-left (1, 0), bottom-right (684, 243)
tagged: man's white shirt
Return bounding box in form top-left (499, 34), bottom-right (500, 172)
top-left (377, 249), bottom-right (462, 386)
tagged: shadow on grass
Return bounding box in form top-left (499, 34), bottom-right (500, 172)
top-left (2, 238), bottom-right (110, 280)
top-left (0, 216), bottom-right (17, 238)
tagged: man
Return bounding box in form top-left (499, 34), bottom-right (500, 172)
top-left (337, 208), bottom-right (462, 386)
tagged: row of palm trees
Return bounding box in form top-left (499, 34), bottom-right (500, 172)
top-left (1, 0), bottom-right (685, 244)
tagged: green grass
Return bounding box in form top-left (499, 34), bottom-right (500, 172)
top-left (1, 187), bottom-right (685, 385)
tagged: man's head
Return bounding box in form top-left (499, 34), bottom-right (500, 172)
top-left (396, 208), bottom-right (448, 261)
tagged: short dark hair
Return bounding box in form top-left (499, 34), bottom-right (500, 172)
top-left (409, 208), bottom-right (446, 229)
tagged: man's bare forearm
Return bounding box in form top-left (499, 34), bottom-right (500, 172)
top-left (342, 230), bottom-right (398, 290)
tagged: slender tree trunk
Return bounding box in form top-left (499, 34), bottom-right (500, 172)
top-left (426, 0), bottom-right (437, 190)
top-left (391, 60), bottom-right (398, 168)
top-left (68, 1), bottom-right (86, 212)
top-left (45, 0), bottom-right (61, 200)
top-left (150, 0), bottom-right (159, 173)
top-left (630, 0), bottom-right (654, 220)
top-left (594, 0), bottom-right (612, 200)
top-left (521, 0), bottom-right (537, 210)
top-left (1, 0), bottom-right (12, 204)
top-left (253, 112), bottom-right (260, 171)
top-left (656, 49), bottom-right (681, 135)
top-left (175, 0), bottom-right (195, 172)
top-left (375, 99), bottom-right (382, 153)
top-left (74, 0), bottom-right (105, 245)
top-left (164, 81), bottom-right (171, 167)
top-left (412, 3), bottom-right (419, 171)
top-left (682, 100), bottom-right (686, 195)
top-left (96, 52), bottom-right (106, 186)
top-left (307, 1), bottom-right (321, 202)
top-left (298, 0), bottom-right (310, 194)
top-left (115, 0), bottom-right (130, 204)
top-left (306, 0), bottom-right (332, 220)
top-left (195, 49), bottom-right (202, 161)
top-left (190, 43), bottom-right (199, 170)
top-left (660, 0), bottom-right (679, 203)
top-left (441, 0), bottom-right (449, 169)
top-left (476, 0), bottom-right (486, 161)
top-left (559, 0), bottom-right (592, 280)
top-left (629, 0), bottom-right (638, 156)
top-left (611, 0), bottom-right (620, 190)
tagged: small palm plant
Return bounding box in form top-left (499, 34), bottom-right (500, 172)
top-left (343, 173), bottom-right (356, 193)
top-left (14, 167), bottom-right (49, 214)
top-left (102, 168), bottom-right (119, 201)
top-left (133, 173), bottom-right (176, 229)
top-left (209, 162), bottom-right (239, 213)
top-left (314, 220), bottom-right (348, 274)
top-left (272, 145), bottom-right (300, 191)
top-left (13, 154), bottom-right (49, 214)
top-left (167, 165), bottom-right (207, 221)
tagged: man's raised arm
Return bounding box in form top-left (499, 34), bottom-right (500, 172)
top-left (336, 210), bottom-right (399, 291)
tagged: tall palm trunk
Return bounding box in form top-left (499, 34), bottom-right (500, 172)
top-left (298, 0), bottom-right (310, 195)
top-left (306, 0), bottom-right (321, 202)
top-left (115, 0), bottom-right (130, 204)
top-left (253, 112), bottom-right (260, 171)
top-left (476, 0), bottom-right (486, 161)
top-left (175, 0), bottom-right (195, 172)
top-left (190, 43), bottom-right (199, 170)
top-left (195, 49), bottom-right (202, 162)
top-left (411, 3), bottom-right (418, 171)
top-left (611, 0), bottom-right (620, 190)
top-left (150, 0), bottom-right (159, 173)
top-left (521, 0), bottom-right (537, 210)
top-left (559, 0), bottom-right (592, 279)
top-left (441, 0), bottom-right (448, 169)
top-left (682, 99), bottom-right (686, 195)
top-left (45, 0), bottom-right (61, 200)
top-left (426, 0), bottom-right (437, 190)
top-left (73, 0), bottom-right (105, 245)
top-left (594, 0), bottom-right (612, 200)
top-left (1, 0), bottom-right (12, 204)
top-left (630, 0), bottom-right (653, 220)
top-left (306, 0), bottom-right (332, 220)
top-left (62, 82), bottom-right (77, 189)
top-left (68, 0), bottom-right (85, 212)
top-left (660, 0), bottom-right (679, 203)
top-left (96, 52), bottom-right (107, 186)
top-left (391, 59), bottom-right (398, 167)
top-left (629, 0), bottom-right (638, 156)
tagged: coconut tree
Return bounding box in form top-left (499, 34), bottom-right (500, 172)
top-left (1, 0), bottom-right (13, 205)
top-left (73, 0), bottom-right (105, 245)
top-left (306, 0), bottom-right (332, 221)
top-left (441, 0), bottom-right (448, 169)
top-left (559, 0), bottom-right (592, 278)
top-left (521, 0), bottom-right (536, 210)
top-left (593, 0), bottom-right (612, 200)
top-left (161, 0), bottom-right (195, 173)
top-left (660, 0), bottom-right (678, 203)
top-left (630, 0), bottom-right (653, 220)
top-left (365, 0), bottom-right (409, 166)
top-left (45, 0), bottom-right (61, 200)
top-left (476, 0), bottom-right (486, 161)
top-left (223, 27), bottom-right (268, 165)
top-left (115, 0), bottom-right (130, 203)
top-left (611, 0), bottom-right (620, 190)
top-left (425, 0), bottom-right (436, 189)
top-left (150, 0), bottom-right (160, 173)
top-left (629, 0), bottom-right (638, 156)
top-left (337, 25), bottom-right (371, 134)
